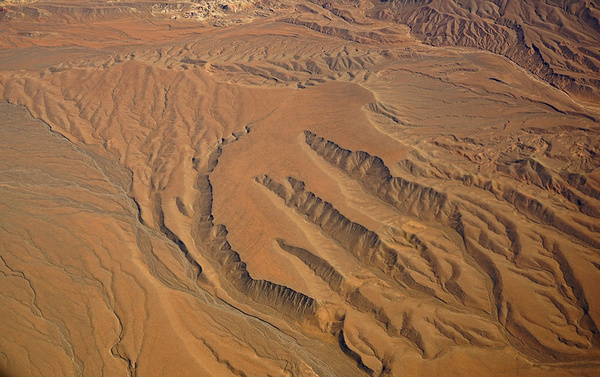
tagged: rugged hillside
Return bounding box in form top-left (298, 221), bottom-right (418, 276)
top-left (0, 1), bottom-right (599, 376)
top-left (367, 0), bottom-right (600, 102)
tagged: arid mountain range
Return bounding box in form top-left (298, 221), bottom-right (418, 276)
top-left (1, 1), bottom-right (599, 376)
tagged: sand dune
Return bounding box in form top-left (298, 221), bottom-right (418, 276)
top-left (1, 1), bottom-right (599, 376)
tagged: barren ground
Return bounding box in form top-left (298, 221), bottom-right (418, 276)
top-left (1, 1), bottom-right (600, 376)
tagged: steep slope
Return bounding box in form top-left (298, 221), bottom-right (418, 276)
top-left (362, 0), bottom-right (600, 103)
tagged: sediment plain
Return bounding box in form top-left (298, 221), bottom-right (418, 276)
top-left (1, 1), bottom-right (600, 376)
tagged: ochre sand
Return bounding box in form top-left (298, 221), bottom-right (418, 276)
top-left (1, 1), bottom-right (600, 376)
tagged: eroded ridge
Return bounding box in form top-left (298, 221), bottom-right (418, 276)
top-left (188, 147), bottom-right (319, 321)
top-left (363, 0), bottom-right (600, 102)
top-left (257, 174), bottom-right (506, 361)
top-left (300, 130), bottom-right (600, 363)
top-left (1, 1), bottom-right (600, 375)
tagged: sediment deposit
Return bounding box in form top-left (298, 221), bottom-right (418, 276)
top-left (1, 1), bottom-right (599, 376)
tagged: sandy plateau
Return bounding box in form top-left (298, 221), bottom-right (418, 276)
top-left (1, 0), bottom-right (600, 376)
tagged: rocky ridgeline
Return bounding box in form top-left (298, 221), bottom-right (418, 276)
top-left (151, 0), bottom-right (277, 25)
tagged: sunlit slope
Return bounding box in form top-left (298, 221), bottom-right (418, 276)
top-left (0, 1), bottom-right (599, 376)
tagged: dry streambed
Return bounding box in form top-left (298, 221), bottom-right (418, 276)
top-left (1, 1), bottom-right (600, 376)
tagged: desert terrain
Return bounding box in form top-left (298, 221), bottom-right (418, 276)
top-left (1, 0), bottom-right (600, 376)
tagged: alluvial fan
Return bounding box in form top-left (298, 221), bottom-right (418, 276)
top-left (0, 1), bottom-right (599, 376)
